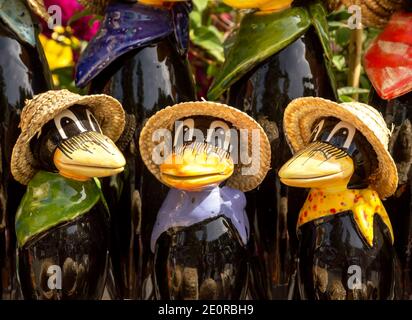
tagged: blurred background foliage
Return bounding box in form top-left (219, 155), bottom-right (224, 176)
top-left (40, 0), bottom-right (379, 103)
top-left (327, 7), bottom-right (380, 103)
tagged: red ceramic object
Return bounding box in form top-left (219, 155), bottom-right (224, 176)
top-left (364, 12), bottom-right (412, 100)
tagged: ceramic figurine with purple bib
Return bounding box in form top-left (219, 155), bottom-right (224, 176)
top-left (76, 0), bottom-right (195, 299)
top-left (10, 90), bottom-right (125, 299)
top-left (0, 0), bottom-right (52, 299)
top-left (279, 97), bottom-right (399, 299)
top-left (138, 101), bottom-right (270, 299)
top-left (208, 0), bottom-right (335, 299)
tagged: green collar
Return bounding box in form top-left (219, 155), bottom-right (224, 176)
top-left (15, 171), bottom-right (107, 248)
top-left (0, 0), bottom-right (36, 46)
top-left (208, 1), bottom-right (332, 100)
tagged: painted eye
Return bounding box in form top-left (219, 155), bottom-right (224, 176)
top-left (174, 118), bottom-right (194, 148)
top-left (86, 109), bottom-right (102, 133)
top-left (326, 121), bottom-right (356, 149)
top-left (61, 117), bottom-right (74, 126)
top-left (54, 109), bottom-right (86, 139)
top-left (310, 119), bottom-right (325, 142)
top-left (207, 120), bottom-right (231, 151)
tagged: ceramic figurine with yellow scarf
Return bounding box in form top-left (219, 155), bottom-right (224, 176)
top-left (76, 0), bottom-right (195, 299)
top-left (139, 101), bottom-right (270, 299)
top-left (279, 97), bottom-right (399, 299)
top-left (10, 90), bottom-right (126, 300)
top-left (0, 0), bottom-right (52, 299)
top-left (207, 0), bottom-right (335, 299)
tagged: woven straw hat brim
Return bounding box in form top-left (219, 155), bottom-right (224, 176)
top-left (77, 0), bottom-right (110, 15)
top-left (139, 101), bottom-right (271, 192)
top-left (283, 97), bottom-right (398, 199)
top-left (27, 0), bottom-right (50, 21)
top-left (341, 0), bottom-right (405, 27)
top-left (11, 89), bottom-right (125, 185)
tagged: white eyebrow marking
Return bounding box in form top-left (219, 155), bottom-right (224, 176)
top-left (53, 109), bottom-right (86, 140)
top-left (86, 109), bottom-right (102, 133)
top-left (326, 120), bottom-right (356, 149)
top-left (312, 119), bottom-right (325, 142)
top-left (207, 120), bottom-right (231, 151)
top-left (174, 118), bottom-right (194, 147)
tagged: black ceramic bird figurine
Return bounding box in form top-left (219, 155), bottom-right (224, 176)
top-left (207, 0), bottom-right (335, 299)
top-left (365, 4), bottom-right (412, 298)
top-left (0, 0), bottom-right (52, 299)
top-left (10, 89), bottom-right (126, 300)
top-left (279, 97), bottom-right (399, 300)
top-left (139, 101), bottom-right (271, 299)
top-left (76, 0), bottom-right (195, 299)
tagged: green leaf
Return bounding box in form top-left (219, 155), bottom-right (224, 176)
top-left (190, 10), bottom-right (202, 28)
top-left (308, 1), bottom-right (332, 61)
top-left (52, 66), bottom-right (82, 93)
top-left (68, 9), bottom-right (93, 26)
top-left (328, 21), bottom-right (350, 29)
top-left (338, 95), bottom-right (356, 103)
top-left (206, 25), bottom-right (224, 42)
top-left (223, 26), bottom-right (239, 55)
top-left (335, 27), bottom-right (351, 47)
top-left (332, 54), bottom-right (346, 71)
top-left (208, 7), bottom-right (311, 100)
top-left (191, 26), bottom-right (224, 62)
top-left (338, 86), bottom-right (370, 96)
top-left (359, 74), bottom-right (372, 90)
top-left (327, 8), bottom-right (351, 22)
top-left (193, 0), bottom-right (208, 12)
top-left (207, 63), bottom-right (220, 77)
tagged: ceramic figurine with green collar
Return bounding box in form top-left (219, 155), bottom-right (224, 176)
top-left (279, 97), bottom-right (399, 299)
top-left (208, 0), bottom-right (335, 299)
top-left (10, 90), bottom-right (126, 300)
top-left (0, 0), bottom-right (52, 299)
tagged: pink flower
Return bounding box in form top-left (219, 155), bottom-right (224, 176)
top-left (41, 0), bottom-right (100, 41)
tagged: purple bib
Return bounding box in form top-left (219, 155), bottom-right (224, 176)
top-left (151, 186), bottom-right (250, 252)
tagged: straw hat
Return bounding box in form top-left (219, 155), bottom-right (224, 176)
top-left (77, 0), bottom-right (110, 15)
top-left (11, 89), bottom-right (125, 185)
top-left (27, 0), bottom-right (50, 21)
top-left (341, 0), bottom-right (406, 27)
top-left (139, 101), bottom-right (271, 192)
top-left (283, 97), bottom-right (398, 199)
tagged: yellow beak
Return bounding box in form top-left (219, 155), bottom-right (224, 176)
top-left (53, 131), bottom-right (126, 181)
top-left (160, 145), bottom-right (234, 191)
top-left (222, 0), bottom-right (293, 11)
top-left (279, 142), bottom-right (354, 189)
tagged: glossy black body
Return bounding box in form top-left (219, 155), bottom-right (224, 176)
top-left (18, 202), bottom-right (109, 300)
top-left (0, 20), bottom-right (51, 299)
top-left (90, 35), bottom-right (196, 299)
top-left (298, 211), bottom-right (396, 300)
top-left (228, 27), bottom-right (335, 299)
top-left (370, 89), bottom-right (412, 299)
top-left (154, 216), bottom-right (248, 300)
